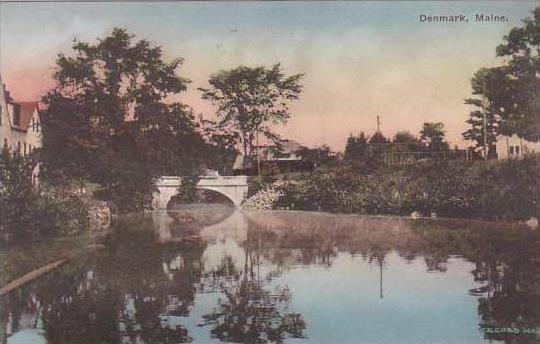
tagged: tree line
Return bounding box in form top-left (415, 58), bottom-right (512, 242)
top-left (39, 28), bottom-right (303, 212)
top-left (463, 7), bottom-right (539, 157)
top-left (3, 6), bottom-right (538, 222)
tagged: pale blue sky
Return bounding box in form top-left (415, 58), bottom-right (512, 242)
top-left (0, 1), bottom-right (536, 149)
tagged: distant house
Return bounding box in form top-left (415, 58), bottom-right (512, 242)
top-left (495, 134), bottom-right (539, 159)
top-left (233, 139), bottom-right (313, 175)
top-left (0, 75), bottom-right (42, 156)
top-left (259, 139), bottom-right (305, 161)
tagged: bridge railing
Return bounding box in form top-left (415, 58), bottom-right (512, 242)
top-left (197, 175), bottom-right (248, 185)
top-left (156, 175), bottom-right (247, 185)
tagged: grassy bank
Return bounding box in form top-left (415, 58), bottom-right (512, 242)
top-left (249, 157), bottom-right (538, 221)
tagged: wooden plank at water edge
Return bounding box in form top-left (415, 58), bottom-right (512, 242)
top-left (0, 258), bottom-right (67, 296)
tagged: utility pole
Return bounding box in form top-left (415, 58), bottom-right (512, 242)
top-left (376, 115), bottom-right (381, 133)
top-left (482, 79), bottom-right (488, 161)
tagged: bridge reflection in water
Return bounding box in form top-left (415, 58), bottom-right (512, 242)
top-left (152, 206), bottom-right (248, 244)
top-left (2, 209), bottom-right (539, 344)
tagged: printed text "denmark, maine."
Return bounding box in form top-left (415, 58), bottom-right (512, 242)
top-left (419, 14), bottom-right (509, 23)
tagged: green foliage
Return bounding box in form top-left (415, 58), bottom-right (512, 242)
top-left (343, 132), bottom-right (386, 171)
top-left (276, 157), bottom-right (539, 220)
top-left (465, 7), bottom-right (540, 148)
top-left (495, 7), bottom-right (539, 141)
top-left (174, 176), bottom-right (200, 204)
top-left (393, 131), bottom-right (421, 151)
top-left (199, 64), bottom-right (303, 157)
top-left (393, 131), bottom-right (417, 143)
top-left (0, 148), bottom-right (89, 240)
top-left (41, 28), bottom-right (216, 212)
top-left (369, 131), bottom-right (387, 144)
top-left (344, 132), bottom-right (369, 161)
top-left (463, 68), bottom-right (509, 155)
top-left (411, 221), bottom-right (540, 342)
top-left (297, 144), bottom-right (337, 167)
top-left (420, 122), bottom-right (449, 151)
top-left (200, 119), bottom-right (239, 175)
top-left (247, 176), bottom-right (276, 198)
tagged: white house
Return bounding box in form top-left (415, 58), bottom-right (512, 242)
top-left (254, 139), bottom-right (305, 161)
top-left (495, 134), bottom-right (540, 159)
top-left (0, 75), bottom-right (42, 156)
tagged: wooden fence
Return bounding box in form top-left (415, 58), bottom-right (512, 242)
top-left (382, 150), bottom-right (472, 166)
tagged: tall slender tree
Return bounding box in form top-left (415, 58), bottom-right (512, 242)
top-left (463, 67), bottom-right (510, 156)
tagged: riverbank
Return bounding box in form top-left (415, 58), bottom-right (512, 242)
top-left (244, 157), bottom-right (539, 224)
top-left (0, 230), bottom-right (105, 289)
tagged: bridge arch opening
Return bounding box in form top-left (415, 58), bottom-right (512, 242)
top-left (167, 188), bottom-right (235, 210)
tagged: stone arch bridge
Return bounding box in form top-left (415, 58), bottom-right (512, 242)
top-left (153, 175), bottom-right (248, 209)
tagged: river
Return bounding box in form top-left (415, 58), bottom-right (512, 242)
top-left (1, 205), bottom-right (539, 344)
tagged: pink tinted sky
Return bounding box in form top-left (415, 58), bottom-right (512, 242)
top-left (0, 1), bottom-right (536, 150)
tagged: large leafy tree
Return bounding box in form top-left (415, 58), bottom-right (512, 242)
top-left (495, 6), bottom-right (539, 140)
top-left (393, 131), bottom-right (417, 144)
top-left (199, 118), bottom-right (239, 175)
top-left (393, 130), bottom-right (420, 151)
top-left (199, 64), bottom-right (303, 157)
top-left (420, 122), bottom-right (449, 151)
top-left (41, 28), bottom-right (206, 211)
top-left (464, 7), bottom-right (540, 152)
top-left (297, 145), bottom-right (337, 167)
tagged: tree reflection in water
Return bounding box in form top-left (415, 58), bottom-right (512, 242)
top-left (2, 216), bottom-right (205, 344)
top-left (1, 211), bottom-right (539, 344)
top-left (200, 230), bottom-right (306, 343)
top-left (411, 220), bottom-right (540, 344)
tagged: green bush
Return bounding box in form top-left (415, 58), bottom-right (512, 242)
top-left (0, 149), bottom-right (89, 240)
top-left (275, 157), bottom-right (538, 221)
top-left (247, 176), bottom-right (277, 198)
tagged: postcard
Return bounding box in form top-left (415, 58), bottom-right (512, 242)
top-left (0, 1), bottom-right (538, 344)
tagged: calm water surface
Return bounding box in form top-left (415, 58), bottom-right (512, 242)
top-left (1, 205), bottom-right (539, 344)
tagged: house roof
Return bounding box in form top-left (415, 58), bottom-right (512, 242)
top-left (10, 101), bottom-right (39, 132)
top-left (279, 139), bottom-right (304, 153)
top-left (254, 138), bottom-right (305, 152)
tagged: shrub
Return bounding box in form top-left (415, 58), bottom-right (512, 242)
top-left (274, 157), bottom-right (539, 221)
top-left (0, 149), bottom-right (89, 240)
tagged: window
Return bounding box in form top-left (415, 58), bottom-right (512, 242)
top-left (17, 141), bottom-right (21, 154)
top-left (515, 146), bottom-right (520, 155)
top-left (23, 143), bottom-right (27, 155)
top-left (32, 117), bottom-right (40, 132)
top-left (509, 146), bottom-right (514, 155)
top-left (13, 105), bottom-right (21, 126)
top-left (3, 138), bottom-right (7, 147)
